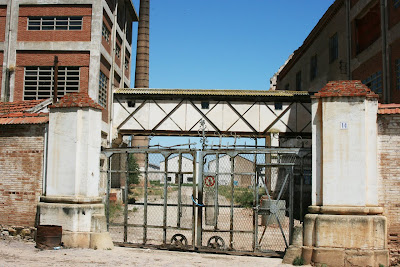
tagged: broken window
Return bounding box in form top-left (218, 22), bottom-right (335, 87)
top-left (24, 66), bottom-right (80, 100)
top-left (362, 71), bottom-right (382, 94)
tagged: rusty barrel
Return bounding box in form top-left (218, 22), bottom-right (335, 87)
top-left (35, 225), bottom-right (62, 249)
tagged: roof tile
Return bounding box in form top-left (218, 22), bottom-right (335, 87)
top-left (0, 99), bottom-right (45, 115)
top-left (50, 92), bottom-right (103, 110)
top-left (312, 80), bottom-right (378, 99)
top-left (378, 103), bottom-right (400, 115)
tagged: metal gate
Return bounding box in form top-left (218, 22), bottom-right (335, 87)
top-left (102, 146), bottom-right (310, 256)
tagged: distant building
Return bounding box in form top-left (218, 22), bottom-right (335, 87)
top-left (208, 155), bottom-right (254, 187)
top-left (160, 155), bottom-right (196, 184)
top-left (274, 0), bottom-right (400, 104)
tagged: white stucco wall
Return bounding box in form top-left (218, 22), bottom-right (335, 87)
top-left (47, 107), bottom-right (102, 197)
top-left (312, 96), bottom-right (378, 207)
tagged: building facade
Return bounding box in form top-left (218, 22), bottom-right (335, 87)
top-left (0, 0), bottom-right (138, 131)
top-left (273, 0), bottom-right (400, 104)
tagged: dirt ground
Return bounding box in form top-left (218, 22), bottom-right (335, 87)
top-left (0, 238), bottom-right (295, 267)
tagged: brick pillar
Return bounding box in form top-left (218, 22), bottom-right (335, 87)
top-left (134, 0), bottom-right (150, 88)
top-left (284, 81), bottom-right (389, 266)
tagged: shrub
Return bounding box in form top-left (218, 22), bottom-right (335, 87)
top-left (292, 256), bottom-right (304, 265)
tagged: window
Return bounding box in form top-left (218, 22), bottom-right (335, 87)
top-left (362, 71), bottom-right (382, 94)
top-left (329, 33), bottom-right (338, 63)
top-left (296, 71), bottom-right (302, 91)
top-left (284, 83), bottom-right (289, 90)
top-left (124, 58), bottom-right (129, 70)
top-left (102, 23), bottom-right (110, 43)
top-left (310, 55), bottom-right (317, 81)
top-left (394, 0), bottom-right (400, 8)
top-left (115, 45), bottom-right (121, 58)
top-left (396, 59), bottom-right (400, 90)
top-left (201, 101), bottom-right (209, 109)
top-left (98, 71), bottom-right (108, 108)
top-left (24, 66), bottom-right (80, 100)
top-left (274, 102), bottom-right (283, 110)
top-left (28, 16), bottom-right (82, 30)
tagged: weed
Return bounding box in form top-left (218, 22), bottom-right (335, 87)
top-left (108, 201), bottom-right (123, 222)
top-left (292, 256), bottom-right (304, 266)
top-left (379, 264), bottom-right (385, 267)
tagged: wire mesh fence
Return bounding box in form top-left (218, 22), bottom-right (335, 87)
top-left (103, 146), bottom-right (310, 255)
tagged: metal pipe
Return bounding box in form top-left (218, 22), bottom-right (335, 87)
top-left (143, 151), bottom-right (148, 244)
top-left (163, 153), bottom-right (169, 244)
top-left (345, 0), bottom-right (352, 80)
top-left (289, 167), bottom-right (294, 245)
top-left (124, 152), bottom-right (129, 243)
top-left (380, 0), bottom-right (390, 103)
top-left (196, 151), bottom-right (205, 247)
top-left (191, 151), bottom-right (197, 249)
top-left (42, 124), bottom-right (49, 196)
top-left (229, 155), bottom-right (234, 250)
top-left (53, 56), bottom-right (59, 103)
top-left (177, 153), bottom-right (182, 228)
top-left (214, 153), bottom-right (219, 229)
top-left (106, 155), bottom-right (112, 231)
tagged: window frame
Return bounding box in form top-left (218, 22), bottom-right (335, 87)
top-left (329, 33), bottom-right (338, 63)
top-left (102, 23), bottom-right (110, 43)
top-left (296, 71), bottom-right (302, 91)
top-left (28, 16), bottom-right (83, 31)
top-left (310, 54), bottom-right (318, 81)
top-left (23, 66), bottom-right (80, 100)
top-left (98, 71), bottom-right (108, 108)
top-left (362, 71), bottom-right (383, 94)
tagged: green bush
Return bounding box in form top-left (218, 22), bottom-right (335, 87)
top-left (292, 256), bottom-right (304, 266)
top-left (128, 154), bottom-right (141, 185)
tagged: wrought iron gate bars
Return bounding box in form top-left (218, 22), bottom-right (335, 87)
top-left (102, 146), bottom-right (310, 255)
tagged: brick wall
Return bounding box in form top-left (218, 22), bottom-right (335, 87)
top-left (0, 6), bottom-right (6, 42)
top-left (102, 11), bottom-right (112, 55)
top-left (18, 5), bottom-right (92, 42)
top-left (0, 124), bottom-right (46, 227)
top-left (0, 52), bottom-right (3, 90)
top-left (377, 114), bottom-right (400, 259)
top-left (14, 51), bottom-right (90, 101)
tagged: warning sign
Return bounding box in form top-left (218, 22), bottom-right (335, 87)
top-left (204, 176), bottom-right (215, 187)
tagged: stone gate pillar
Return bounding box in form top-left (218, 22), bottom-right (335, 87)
top-left (303, 81), bottom-right (389, 266)
top-left (38, 93), bottom-right (113, 249)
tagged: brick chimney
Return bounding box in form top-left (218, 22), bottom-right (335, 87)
top-left (134, 0), bottom-right (150, 88)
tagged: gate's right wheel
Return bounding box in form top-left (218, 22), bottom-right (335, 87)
top-left (170, 234), bottom-right (188, 248)
top-left (207, 236), bottom-right (225, 250)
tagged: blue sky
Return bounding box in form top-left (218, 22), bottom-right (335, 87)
top-left (129, 0), bottom-right (335, 147)
top-left (130, 0), bottom-right (335, 91)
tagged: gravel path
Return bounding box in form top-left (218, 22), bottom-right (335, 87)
top-left (0, 238), bottom-right (295, 267)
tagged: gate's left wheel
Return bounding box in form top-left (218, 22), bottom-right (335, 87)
top-left (170, 234), bottom-right (188, 248)
top-left (207, 236), bottom-right (225, 250)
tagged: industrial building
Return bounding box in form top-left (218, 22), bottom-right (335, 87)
top-left (0, 0), bottom-right (138, 227)
top-left (272, 0), bottom-right (400, 104)
top-left (0, 0), bottom-right (138, 125)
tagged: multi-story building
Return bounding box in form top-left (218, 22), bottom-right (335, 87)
top-left (0, 0), bottom-right (138, 227)
top-left (0, 0), bottom-right (138, 130)
top-left (272, 0), bottom-right (400, 104)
